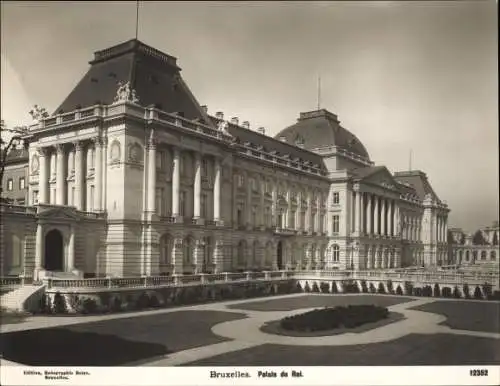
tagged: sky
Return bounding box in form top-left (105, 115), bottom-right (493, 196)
top-left (1, 1), bottom-right (498, 232)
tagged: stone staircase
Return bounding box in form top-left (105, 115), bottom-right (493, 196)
top-left (0, 284), bottom-right (45, 313)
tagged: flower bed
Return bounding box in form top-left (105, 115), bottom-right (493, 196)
top-left (279, 304), bottom-right (389, 332)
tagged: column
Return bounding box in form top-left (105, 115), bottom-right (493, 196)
top-left (395, 204), bottom-right (400, 236)
top-left (56, 144), bottom-right (65, 205)
top-left (35, 223), bottom-right (43, 270)
top-left (359, 192), bottom-right (364, 235)
top-left (94, 138), bottom-right (103, 211)
top-left (147, 139), bottom-right (157, 213)
top-left (305, 190), bottom-right (311, 231)
top-left (388, 200), bottom-right (393, 236)
top-left (374, 196), bottom-right (379, 235)
top-left (172, 148), bottom-right (180, 217)
top-left (193, 153), bottom-right (201, 219)
top-left (246, 172), bottom-right (252, 227)
top-left (38, 148), bottom-right (49, 204)
top-left (366, 194), bottom-right (372, 235)
top-left (381, 199), bottom-right (386, 236)
top-left (213, 157), bottom-right (221, 222)
top-left (74, 142), bottom-right (83, 210)
top-left (354, 191), bottom-right (360, 234)
top-left (67, 227), bottom-right (75, 272)
top-left (102, 137), bottom-right (108, 211)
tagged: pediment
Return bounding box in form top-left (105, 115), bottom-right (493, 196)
top-left (37, 206), bottom-right (82, 221)
top-left (361, 168), bottom-right (398, 190)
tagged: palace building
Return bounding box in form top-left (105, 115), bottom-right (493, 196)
top-left (0, 39), bottom-right (450, 279)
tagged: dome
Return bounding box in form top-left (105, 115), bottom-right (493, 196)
top-left (275, 109), bottom-right (370, 160)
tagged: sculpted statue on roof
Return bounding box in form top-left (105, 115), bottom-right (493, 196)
top-left (114, 81), bottom-right (140, 104)
top-left (217, 120), bottom-right (229, 134)
top-left (29, 105), bottom-right (49, 122)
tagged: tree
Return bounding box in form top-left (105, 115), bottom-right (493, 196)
top-left (472, 230), bottom-right (488, 245)
top-left (0, 120), bottom-right (29, 197)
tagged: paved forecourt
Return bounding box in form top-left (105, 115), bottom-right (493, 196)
top-left (1, 293), bottom-right (499, 366)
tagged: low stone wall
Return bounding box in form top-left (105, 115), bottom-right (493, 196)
top-left (297, 278), bottom-right (500, 300)
top-left (40, 280), bottom-right (299, 315)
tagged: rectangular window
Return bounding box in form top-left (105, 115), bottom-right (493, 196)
top-left (156, 188), bottom-right (163, 215)
top-left (319, 214), bottom-right (324, 233)
top-left (237, 207), bottom-right (243, 226)
top-left (332, 192), bottom-right (340, 204)
top-left (333, 215), bottom-right (340, 234)
top-left (19, 177), bottom-right (26, 190)
top-left (33, 191), bottom-right (39, 205)
top-left (264, 207), bottom-right (271, 227)
top-left (71, 187), bottom-right (75, 206)
top-left (251, 206), bottom-right (257, 226)
top-left (202, 159), bottom-right (208, 177)
top-left (7, 179), bottom-right (13, 191)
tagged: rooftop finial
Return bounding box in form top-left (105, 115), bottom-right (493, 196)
top-left (317, 75), bottom-right (321, 110)
top-left (135, 1), bottom-right (140, 40)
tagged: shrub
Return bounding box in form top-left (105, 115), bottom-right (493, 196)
top-left (149, 293), bottom-right (160, 308)
top-left (81, 298), bottom-right (98, 314)
top-left (111, 296), bottom-right (122, 312)
top-left (404, 281), bottom-right (414, 296)
top-left (343, 282), bottom-right (360, 294)
top-left (311, 282), bottom-right (320, 293)
top-left (331, 282), bottom-right (339, 294)
top-left (67, 293), bottom-right (80, 312)
top-left (52, 292), bottom-right (67, 314)
top-left (463, 284), bottom-right (470, 298)
top-left (99, 292), bottom-right (111, 310)
top-left (295, 282), bottom-right (303, 293)
top-left (136, 292), bottom-right (151, 309)
top-left (361, 280), bottom-right (368, 293)
top-left (280, 305), bottom-right (389, 332)
top-left (473, 286), bottom-right (483, 300)
top-left (369, 282), bottom-right (377, 294)
top-left (433, 284), bottom-right (441, 297)
top-left (422, 285), bottom-right (433, 297)
top-left (453, 286), bottom-right (461, 299)
top-left (490, 290), bottom-right (500, 300)
top-left (320, 282), bottom-right (330, 293)
top-left (396, 285), bottom-right (403, 295)
top-left (413, 287), bottom-right (423, 297)
top-left (482, 283), bottom-right (493, 299)
top-left (304, 282), bottom-right (311, 292)
top-left (386, 280), bottom-right (394, 294)
top-left (377, 282), bottom-right (386, 294)
top-left (441, 287), bottom-right (452, 298)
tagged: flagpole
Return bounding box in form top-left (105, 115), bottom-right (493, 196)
top-left (135, 1), bottom-right (139, 40)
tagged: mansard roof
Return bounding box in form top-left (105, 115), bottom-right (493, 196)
top-left (1, 147), bottom-right (28, 165)
top-left (207, 116), bottom-right (328, 173)
top-left (54, 39), bottom-right (208, 121)
top-left (394, 170), bottom-right (440, 201)
top-left (275, 109), bottom-right (370, 160)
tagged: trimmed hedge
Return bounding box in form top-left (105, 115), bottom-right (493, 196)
top-left (280, 305), bottom-right (389, 332)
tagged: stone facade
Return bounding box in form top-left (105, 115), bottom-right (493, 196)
top-left (0, 39), bottom-right (450, 279)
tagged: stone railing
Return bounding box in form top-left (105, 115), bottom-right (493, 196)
top-left (40, 270), bottom-right (294, 291)
top-left (0, 204), bottom-right (37, 215)
top-left (24, 268), bottom-right (498, 292)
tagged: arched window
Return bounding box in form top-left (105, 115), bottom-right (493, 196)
top-left (465, 250), bottom-right (470, 261)
top-left (332, 244), bottom-right (340, 262)
top-left (472, 251), bottom-right (478, 260)
top-left (490, 250), bottom-right (496, 260)
top-left (480, 250), bottom-right (487, 260)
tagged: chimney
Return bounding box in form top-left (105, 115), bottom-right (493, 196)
top-left (201, 105), bottom-right (208, 114)
top-left (215, 111), bottom-right (224, 120)
top-left (242, 121), bottom-right (250, 129)
top-left (257, 127), bottom-right (266, 135)
top-left (231, 117), bottom-right (239, 125)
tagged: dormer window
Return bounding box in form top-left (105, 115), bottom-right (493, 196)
top-left (279, 136), bottom-right (287, 142)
